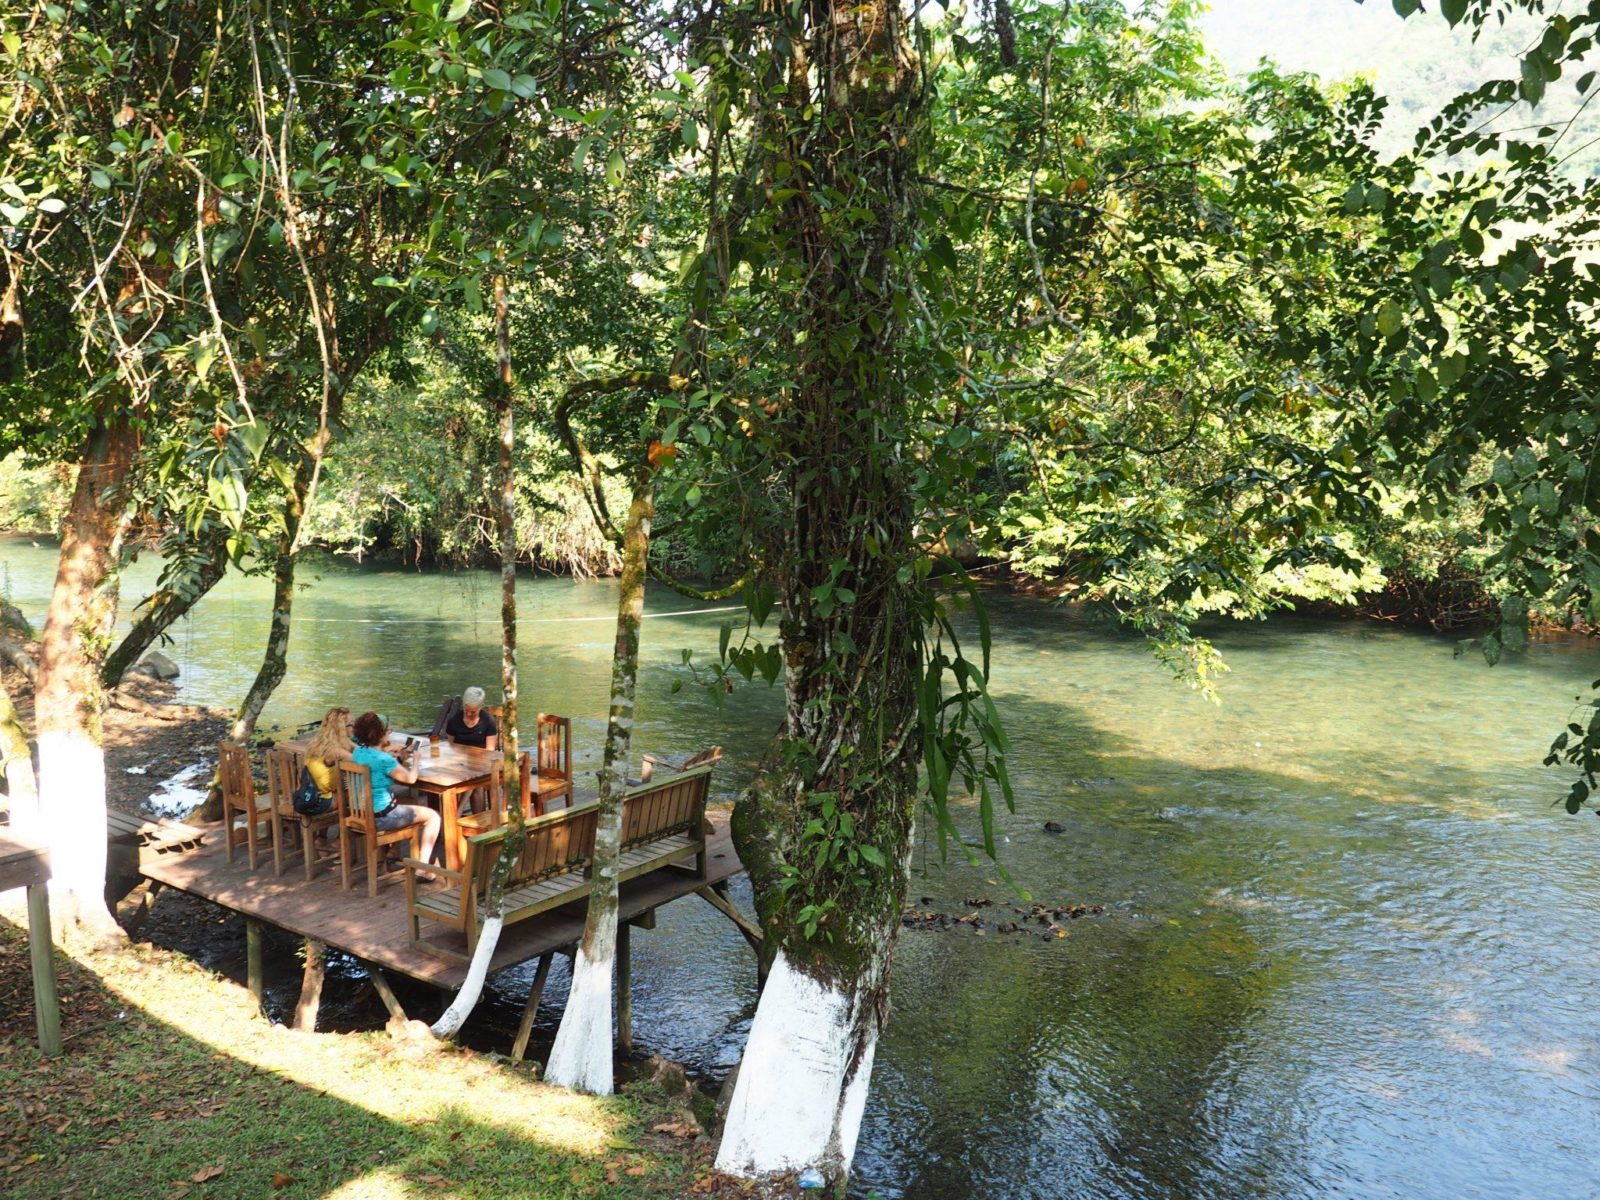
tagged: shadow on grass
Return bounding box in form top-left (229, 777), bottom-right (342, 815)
top-left (0, 918), bottom-right (700, 1200)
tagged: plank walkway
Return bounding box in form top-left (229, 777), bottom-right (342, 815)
top-left (135, 812), bottom-right (744, 990)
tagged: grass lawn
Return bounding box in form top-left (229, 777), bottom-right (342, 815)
top-left (0, 910), bottom-right (727, 1200)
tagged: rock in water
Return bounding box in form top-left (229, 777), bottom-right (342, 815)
top-left (1043, 821), bottom-right (1066, 835)
top-left (137, 651), bottom-right (180, 680)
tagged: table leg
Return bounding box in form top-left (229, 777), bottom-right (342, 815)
top-left (441, 786), bottom-right (462, 872)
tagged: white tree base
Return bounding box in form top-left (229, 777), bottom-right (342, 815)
top-left (36, 729), bottom-right (117, 934)
top-left (714, 950), bottom-right (879, 1181)
top-left (544, 945), bottom-right (615, 1094)
top-left (431, 915), bottom-right (503, 1039)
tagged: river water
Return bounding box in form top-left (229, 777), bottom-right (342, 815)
top-left (3, 539), bottom-right (1597, 1200)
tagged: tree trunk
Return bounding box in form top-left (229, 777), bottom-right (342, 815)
top-left (433, 275), bottom-right (525, 1040)
top-left (0, 673), bottom-right (38, 822)
top-left (544, 471), bottom-right (653, 1095)
top-left (101, 538), bottom-right (229, 688)
top-left (717, 0), bottom-right (921, 1185)
top-left (31, 410), bottom-right (139, 939)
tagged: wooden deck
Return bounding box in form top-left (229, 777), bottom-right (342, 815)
top-left (136, 814), bottom-right (745, 990)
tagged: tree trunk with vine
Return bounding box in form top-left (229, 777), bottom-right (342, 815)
top-left (717, 0), bottom-right (922, 1185)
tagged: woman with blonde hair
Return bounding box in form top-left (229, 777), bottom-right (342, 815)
top-left (301, 706), bottom-right (352, 815)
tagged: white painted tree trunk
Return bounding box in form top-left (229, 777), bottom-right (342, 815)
top-left (546, 475), bottom-right (653, 1095)
top-left (35, 728), bottom-right (115, 934)
top-left (714, 949), bottom-right (882, 1180)
top-left (431, 915), bottom-right (504, 1038)
top-left (543, 941), bottom-right (617, 1092)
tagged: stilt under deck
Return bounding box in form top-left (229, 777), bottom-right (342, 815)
top-left (133, 813), bottom-right (747, 990)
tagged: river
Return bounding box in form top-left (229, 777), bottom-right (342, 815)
top-left (3, 539), bottom-right (1597, 1200)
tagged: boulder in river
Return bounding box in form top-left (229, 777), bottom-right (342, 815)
top-left (1043, 820), bottom-right (1066, 835)
top-left (135, 651), bottom-right (180, 680)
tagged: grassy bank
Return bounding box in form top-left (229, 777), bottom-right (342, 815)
top-left (0, 915), bottom-right (716, 1200)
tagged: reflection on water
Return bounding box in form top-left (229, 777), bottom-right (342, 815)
top-left (4, 540), bottom-right (1598, 1200)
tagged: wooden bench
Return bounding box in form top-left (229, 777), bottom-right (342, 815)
top-left (404, 764), bottom-right (714, 962)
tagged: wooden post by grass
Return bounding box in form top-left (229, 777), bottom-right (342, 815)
top-left (511, 953), bottom-right (554, 1064)
top-left (294, 938), bottom-right (326, 1031)
top-left (616, 922), bottom-right (633, 1053)
top-left (27, 882), bottom-right (61, 1055)
top-left (245, 918), bottom-right (264, 1010)
top-left (362, 961), bottom-right (408, 1024)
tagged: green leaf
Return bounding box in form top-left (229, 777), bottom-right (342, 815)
top-left (445, 0), bottom-right (471, 19)
top-left (572, 134), bottom-right (595, 174)
top-left (1521, 54), bottom-right (1547, 105)
top-left (859, 845), bottom-right (885, 868)
top-left (482, 67), bottom-right (512, 93)
top-left (1440, 0), bottom-right (1467, 25)
top-left (605, 148), bottom-right (626, 188)
top-left (1375, 299), bottom-right (1403, 337)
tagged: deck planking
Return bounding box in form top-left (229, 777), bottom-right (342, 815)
top-left (136, 814), bottom-right (745, 989)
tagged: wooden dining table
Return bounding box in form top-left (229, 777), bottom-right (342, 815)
top-left (277, 732), bottom-right (501, 872)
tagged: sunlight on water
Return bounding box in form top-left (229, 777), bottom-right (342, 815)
top-left (4, 539), bottom-right (1597, 1200)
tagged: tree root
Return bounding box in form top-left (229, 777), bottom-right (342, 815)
top-left (0, 635), bottom-right (37, 684)
top-left (109, 687), bottom-right (215, 722)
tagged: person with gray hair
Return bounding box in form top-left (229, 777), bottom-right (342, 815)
top-left (445, 685), bottom-right (499, 750)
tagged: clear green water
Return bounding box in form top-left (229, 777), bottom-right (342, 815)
top-left (4, 539), bottom-right (1597, 1200)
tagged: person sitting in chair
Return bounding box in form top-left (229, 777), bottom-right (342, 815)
top-left (350, 711), bottom-right (440, 875)
top-left (446, 686), bottom-right (499, 750)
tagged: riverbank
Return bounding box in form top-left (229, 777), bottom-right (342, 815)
top-left (0, 917), bottom-right (731, 1200)
top-left (0, 644), bottom-right (231, 820)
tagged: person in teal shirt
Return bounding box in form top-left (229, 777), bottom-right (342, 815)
top-left (350, 711), bottom-right (441, 874)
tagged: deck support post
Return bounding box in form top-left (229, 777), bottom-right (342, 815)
top-left (294, 937), bottom-right (326, 1031)
top-left (362, 961), bottom-right (408, 1024)
top-left (616, 922), bottom-right (633, 1053)
top-left (245, 918), bottom-right (264, 1011)
top-left (121, 880), bottom-right (163, 936)
top-left (27, 883), bottom-right (62, 1056)
top-left (511, 953), bottom-right (554, 1064)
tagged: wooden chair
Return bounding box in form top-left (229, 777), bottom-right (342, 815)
top-left (429, 694), bottom-right (461, 741)
top-left (219, 741), bottom-right (275, 869)
top-left (532, 713), bottom-right (573, 812)
top-left (639, 745), bottom-right (723, 784)
top-left (336, 761), bottom-right (426, 897)
top-left (265, 747), bottom-right (340, 882)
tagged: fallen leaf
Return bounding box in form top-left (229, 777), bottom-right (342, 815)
top-left (625, 1164), bottom-right (647, 1176)
top-left (191, 1164), bottom-right (224, 1184)
top-left (271, 1173), bottom-right (296, 1189)
top-left (416, 1176), bottom-right (449, 1186)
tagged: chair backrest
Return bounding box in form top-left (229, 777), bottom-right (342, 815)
top-left (535, 713), bottom-right (571, 780)
top-left (466, 766), bottom-right (712, 896)
top-left (217, 742), bottom-right (253, 807)
top-left (680, 745), bottom-right (723, 771)
top-left (265, 747), bottom-right (304, 813)
top-left (430, 694), bottom-right (461, 740)
top-left (336, 761), bottom-right (377, 832)
top-left (516, 750), bottom-right (536, 817)
top-left (620, 764), bottom-right (712, 849)
top-left (469, 802), bottom-right (600, 892)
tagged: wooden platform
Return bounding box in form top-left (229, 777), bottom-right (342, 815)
top-left (136, 814), bottom-right (745, 990)
top-left (107, 809), bottom-right (207, 856)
